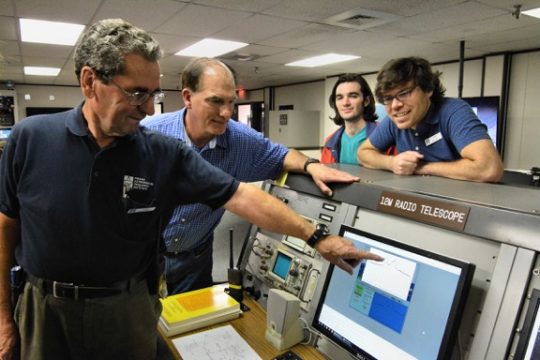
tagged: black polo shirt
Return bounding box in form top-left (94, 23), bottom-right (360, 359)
top-left (0, 104), bottom-right (239, 284)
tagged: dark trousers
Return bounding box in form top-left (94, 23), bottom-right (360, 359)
top-left (164, 241), bottom-right (213, 295)
top-left (15, 279), bottom-right (162, 360)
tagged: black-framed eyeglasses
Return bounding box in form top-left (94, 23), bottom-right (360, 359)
top-left (379, 86), bottom-right (417, 105)
top-left (110, 80), bottom-right (165, 106)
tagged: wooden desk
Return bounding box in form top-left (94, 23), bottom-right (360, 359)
top-left (160, 296), bottom-right (326, 360)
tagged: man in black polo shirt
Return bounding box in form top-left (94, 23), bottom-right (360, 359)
top-left (0, 19), bottom-right (381, 359)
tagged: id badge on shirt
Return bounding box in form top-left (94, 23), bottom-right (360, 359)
top-left (425, 132), bottom-right (443, 146)
top-left (123, 175), bottom-right (156, 214)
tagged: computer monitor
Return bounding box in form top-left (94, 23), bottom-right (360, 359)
top-left (461, 96), bottom-right (501, 152)
top-left (312, 225), bottom-right (475, 360)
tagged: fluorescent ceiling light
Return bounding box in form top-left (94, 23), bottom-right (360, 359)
top-left (286, 53), bottom-right (360, 67)
top-left (24, 66), bottom-right (61, 76)
top-left (523, 7), bottom-right (540, 19)
top-left (20, 18), bottom-right (84, 46)
top-left (175, 38), bottom-right (248, 58)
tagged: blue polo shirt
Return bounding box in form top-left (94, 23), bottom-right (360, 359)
top-left (0, 104), bottom-right (239, 284)
top-left (369, 98), bottom-right (490, 162)
top-left (141, 108), bottom-right (288, 252)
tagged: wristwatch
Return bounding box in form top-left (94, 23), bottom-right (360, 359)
top-left (306, 223), bottom-right (330, 248)
top-left (303, 158), bottom-right (320, 173)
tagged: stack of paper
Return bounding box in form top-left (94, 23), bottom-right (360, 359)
top-left (159, 284), bottom-right (241, 337)
top-left (173, 325), bottom-right (262, 360)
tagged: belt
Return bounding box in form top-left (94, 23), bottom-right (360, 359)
top-left (163, 240), bottom-right (210, 258)
top-left (26, 272), bottom-right (146, 300)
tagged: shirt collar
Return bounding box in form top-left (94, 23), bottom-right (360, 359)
top-left (412, 102), bottom-right (437, 137)
top-left (66, 101), bottom-right (138, 143)
top-left (66, 102), bottom-right (89, 137)
top-left (181, 108), bottom-right (225, 151)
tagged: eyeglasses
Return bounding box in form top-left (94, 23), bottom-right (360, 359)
top-left (379, 86), bottom-right (417, 105)
top-left (110, 80), bottom-right (165, 106)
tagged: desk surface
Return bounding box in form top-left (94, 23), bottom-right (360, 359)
top-left (160, 296), bottom-right (326, 360)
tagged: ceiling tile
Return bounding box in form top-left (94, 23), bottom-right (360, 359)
top-left (215, 14), bottom-right (307, 43)
top-left (94, 0), bottom-right (188, 31)
top-left (0, 16), bottom-right (18, 41)
top-left (20, 43), bottom-right (74, 58)
top-left (14, 0), bottom-right (102, 24)
top-left (154, 4), bottom-right (252, 37)
top-left (262, 0), bottom-right (376, 21)
top-left (380, 2), bottom-right (507, 36)
top-left (22, 55), bottom-right (66, 67)
top-left (0, 40), bottom-right (20, 57)
top-left (258, 23), bottom-right (356, 48)
top-left (192, 0), bottom-right (281, 13)
top-left (0, 0), bottom-right (14, 17)
top-left (151, 33), bottom-right (200, 55)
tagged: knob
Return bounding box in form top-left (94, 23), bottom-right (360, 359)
top-left (289, 269), bottom-right (299, 277)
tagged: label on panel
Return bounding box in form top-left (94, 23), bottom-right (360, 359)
top-left (376, 191), bottom-right (470, 231)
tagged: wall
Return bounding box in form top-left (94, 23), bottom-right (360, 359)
top-left (13, 85), bottom-right (81, 121)
top-left (273, 81), bottom-right (326, 146)
top-left (9, 86), bottom-right (184, 121)
top-left (506, 51), bottom-right (540, 169)
top-left (162, 90), bottom-right (184, 113)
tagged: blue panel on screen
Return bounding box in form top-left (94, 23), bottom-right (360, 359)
top-left (369, 292), bottom-right (407, 333)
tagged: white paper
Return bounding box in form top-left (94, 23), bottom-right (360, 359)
top-left (172, 324), bottom-right (262, 360)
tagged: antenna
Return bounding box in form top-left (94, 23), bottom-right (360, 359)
top-left (229, 228), bottom-right (234, 269)
top-left (226, 227), bottom-right (244, 303)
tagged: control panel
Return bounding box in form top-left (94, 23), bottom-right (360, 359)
top-left (239, 181), bottom-right (358, 318)
top-left (245, 232), bottom-right (322, 311)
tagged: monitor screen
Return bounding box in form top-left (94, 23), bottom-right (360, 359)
top-left (0, 128), bottom-right (11, 140)
top-left (312, 225), bottom-right (474, 360)
top-left (461, 96), bottom-right (501, 151)
top-left (271, 251), bottom-right (292, 280)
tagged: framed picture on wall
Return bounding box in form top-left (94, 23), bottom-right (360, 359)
top-left (515, 289), bottom-right (540, 359)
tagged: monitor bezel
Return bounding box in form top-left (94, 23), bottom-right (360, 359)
top-left (311, 225), bottom-right (475, 360)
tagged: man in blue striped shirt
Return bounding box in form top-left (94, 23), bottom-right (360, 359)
top-left (142, 58), bottom-right (358, 294)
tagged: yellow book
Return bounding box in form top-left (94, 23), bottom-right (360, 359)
top-left (159, 284), bottom-right (241, 337)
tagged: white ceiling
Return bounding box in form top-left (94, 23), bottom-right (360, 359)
top-left (1, 0), bottom-right (540, 91)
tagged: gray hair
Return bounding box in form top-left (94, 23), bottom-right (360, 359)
top-left (74, 18), bottom-right (162, 83)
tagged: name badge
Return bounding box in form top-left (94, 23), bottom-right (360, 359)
top-left (425, 132), bottom-right (442, 146)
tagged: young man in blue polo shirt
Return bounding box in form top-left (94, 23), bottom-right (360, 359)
top-left (358, 57), bottom-right (503, 183)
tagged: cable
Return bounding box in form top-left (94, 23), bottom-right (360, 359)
top-left (250, 239), bottom-right (272, 259)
